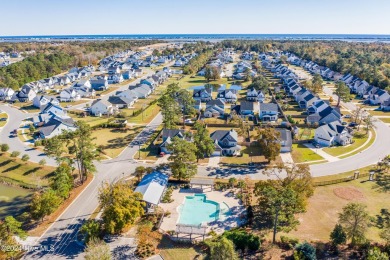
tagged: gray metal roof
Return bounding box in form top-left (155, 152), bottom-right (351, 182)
top-left (134, 172), bottom-right (169, 205)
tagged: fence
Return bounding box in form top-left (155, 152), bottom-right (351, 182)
top-left (313, 171), bottom-right (374, 187)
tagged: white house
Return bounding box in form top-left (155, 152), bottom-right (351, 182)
top-left (60, 88), bottom-right (81, 102)
top-left (0, 88), bottom-right (15, 101)
top-left (259, 103), bottom-right (278, 122)
top-left (33, 95), bottom-right (59, 108)
top-left (90, 99), bottom-right (116, 116)
top-left (314, 122), bottom-right (352, 147)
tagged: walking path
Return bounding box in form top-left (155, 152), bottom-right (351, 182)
top-left (303, 143), bottom-right (340, 162)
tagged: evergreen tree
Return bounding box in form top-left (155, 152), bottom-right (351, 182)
top-left (193, 122), bottom-right (215, 161)
top-left (167, 137), bottom-right (197, 180)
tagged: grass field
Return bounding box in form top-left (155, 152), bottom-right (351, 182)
top-left (323, 130), bottom-right (372, 157)
top-left (159, 236), bottom-right (205, 260)
top-left (74, 116), bottom-right (109, 127)
top-left (338, 130), bottom-right (376, 159)
top-left (284, 177), bottom-right (389, 242)
top-left (91, 126), bottom-right (144, 158)
top-left (0, 152), bottom-right (55, 187)
top-left (220, 146), bottom-right (269, 165)
top-left (0, 112), bottom-right (8, 127)
top-left (291, 144), bottom-right (324, 163)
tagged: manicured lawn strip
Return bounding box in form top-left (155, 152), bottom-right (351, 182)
top-left (137, 125), bottom-right (162, 160)
top-left (91, 126), bottom-right (144, 158)
top-left (0, 152), bottom-right (55, 187)
top-left (368, 110), bottom-right (390, 116)
top-left (378, 117), bottom-right (390, 124)
top-left (291, 144), bottom-right (324, 163)
top-left (323, 131), bottom-right (371, 157)
top-left (338, 129), bottom-right (376, 159)
top-left (0, 112), bottom-right (8, 127)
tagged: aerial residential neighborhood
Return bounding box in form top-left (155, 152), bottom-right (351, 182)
top-left (0, 1), bottom-right (389, 260)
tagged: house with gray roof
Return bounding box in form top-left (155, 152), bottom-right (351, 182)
top-left (314, 122), bottom-right (352, 147)
top-left (108, 96), bottom-right (134, 109)
top-left (210, 129), bottom-right (241, 156)
top-left (259, 103), bottom-right (278, 122)
top-left (277, 129), bottom-right (293, 153)
top-left (158, 129), bottom-right (186, 154)
top-left (39, 116), bottom-right (76, 139)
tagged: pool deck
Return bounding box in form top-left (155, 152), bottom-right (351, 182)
top-left (159, 188), bottom-right (245, 235)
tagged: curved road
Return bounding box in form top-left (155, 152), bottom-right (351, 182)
top-left (0, 80), bottom-right (389, 258)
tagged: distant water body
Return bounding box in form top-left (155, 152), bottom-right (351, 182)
top-left (1, 34), bottom-right (390, 43)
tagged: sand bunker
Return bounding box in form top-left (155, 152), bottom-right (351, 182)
top-left (333, 187), bottom-right (365, 200)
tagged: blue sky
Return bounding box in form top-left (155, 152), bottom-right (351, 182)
top-left (1, 0), bottom-right (389, 36)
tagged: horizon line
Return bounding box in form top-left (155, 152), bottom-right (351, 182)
top-left (1, 33), bottom-right (390, 38)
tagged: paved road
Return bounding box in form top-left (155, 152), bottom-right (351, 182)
top-left (25, 113), bottom-right (163, 259)
top-left (0, 105), bottom-right (57, 166)
top-left (309, 85), bottom-right (390, 176)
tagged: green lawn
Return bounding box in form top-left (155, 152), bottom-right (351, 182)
top-left (323, 131), bottom-right (372, 157)
top-left (74, 116), bottom-right (109, 127)
top-left (220, 146), bottom-right (270, 165)
top-left (0, 113), bottom-right (8, 127)
top-left (338, 130), bottom-right (376, 159)
top-left (126, 103), bottom-right (160, 124)
top-left (297, 128), bottom-right (315, 140)
top-left (159, 236), bottom-right (205, 260)
top-left (0, 152), bottom-right (55, 188)
top-left (91, 126), bottom-right (144, 158)
top-left (291, 144), bottom-right (324, 163)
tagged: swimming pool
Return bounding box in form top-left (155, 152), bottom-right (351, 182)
top-left (178, 194), bottom-right (220, 226)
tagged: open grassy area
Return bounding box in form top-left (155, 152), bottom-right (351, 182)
top-left (16, 104), bottom-right (41, 113)
top-left (126, 103), bottom-right (160, 124)
top-left (159, 236), bottom-right (205, 260)
top-left (220, 146), bottom-right (271, 165)
top-left (59, 99), bottom-right (89, 107)
top-left (291, 143), bottom-right (324, 163)
top-left (91, 126), bottom-right (144, 158)
top-left (297, 128), bottom-right (314, 140)
top-left (176, 75), bottom-right (234, 89)
top-left (74, 116), bottom-right (109, 127)
top-left (284, 177), bottom-right (389, 242)
top-left (338, 129), bottom-right (376, 159)
top-left (323, 130), bottom-right (372, 157)
top-left (0, 152), bottom-right (55, 187)
top-left (0, 112), bottom-right (8, 127)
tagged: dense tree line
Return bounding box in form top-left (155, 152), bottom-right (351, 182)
top-left (217, 40), bottom-right (390, 89)
top-left (0, 40), bottom-right (162, 90)
top-left (183, 49), bottom-right (214, 74)
top-left (275, 41), bottom-right (390, 89)
top-left (0, 52), bottom-right (75, 89)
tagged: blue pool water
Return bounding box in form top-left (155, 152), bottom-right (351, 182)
top-left (178, 194), bottom-right (220, 226)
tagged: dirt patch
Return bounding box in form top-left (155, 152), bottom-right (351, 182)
top-left (333, 187), bottom-right (365, 201)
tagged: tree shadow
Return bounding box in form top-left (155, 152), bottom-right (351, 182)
top-left (0, 193), bottom-right (32, 219)
top-left (2, 164), bottom-right (21, 173)
top-left (0, 159), bottom-right (12, 168)
top-left (23, 167), bottom-right (41, 176)
top-left (373, 172), bottom-right (390, 192)
top-left (374, 208), bottom-right (390, 229)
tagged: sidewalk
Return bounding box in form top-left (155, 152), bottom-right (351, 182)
top-left (303, 143), bottom-right (340, 162)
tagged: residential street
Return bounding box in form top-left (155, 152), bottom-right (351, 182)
top-left (1, 67), bottom-right (388, 259)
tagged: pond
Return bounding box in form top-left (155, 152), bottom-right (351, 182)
top-left (0, 183), bottom-right (32, 218)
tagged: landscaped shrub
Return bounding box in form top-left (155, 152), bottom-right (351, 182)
top-left (280, 235), bottom-right (299, 249)
top-left (1, 143), bottom-right (9, 152)
top-left (294, 241), bottom-right (316, 260)
top-left (223, 229), bottom-right (261, 251)
top-left (161, 186), bottom-right (174, 203)
top-left (11, 151), bottom-right (20, 157)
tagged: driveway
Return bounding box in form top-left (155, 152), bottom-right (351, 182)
top-left (0, 105), bottom-right (57, 166)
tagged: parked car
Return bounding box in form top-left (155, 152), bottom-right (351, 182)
top-left (344, 114), bottom-right (351, 118)
top-left (342, 122), bottom-right (347, 125)
top-left (349, 122), bottom-right (358, 127)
